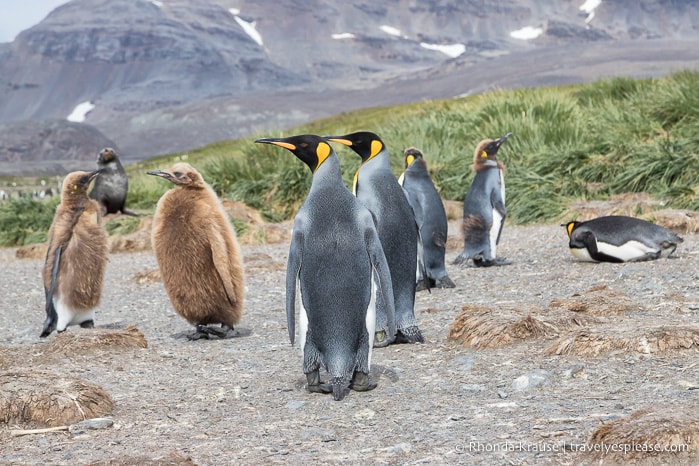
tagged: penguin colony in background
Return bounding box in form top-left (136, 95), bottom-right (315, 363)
top-left (89, 147), bottom-right (139, 217)
top-left (255, 134), bottom-right (395, 400)
top-left (41, 169), bottom-right (109, 337)
top-left (326, 131), bottom-right (425, 346)
top-left (454, 133), bottom-right (512, 267)
top-left (562, 215), bottom-right (683, 263)
top-left (399, 147), bottom-right (455, 290)
top-left (148, 163), bottom-right (245, 340)
top-left (34, 128), bottom-right (687, 401)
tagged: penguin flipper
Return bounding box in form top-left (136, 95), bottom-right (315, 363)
top-left (490, 190), bottom-right (507, 244)
top-left (364, 221), bottom-right (396, 339)
top-left (41, 245), bottom-right (62, 338)
top-left (208, 226), bottom-right (240, 306)
top-left (120, 208), bottom-right (140, 217)
top-left (286, 227), bottom-right (304, 345)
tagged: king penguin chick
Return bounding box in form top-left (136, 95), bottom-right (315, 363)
top-left (454, 133), bottom-right (512, 267)
top-left (41, 169), bottom-right (108, 337)
top-left (89, 147), bottom-right (139, 217)
top-left (327, 131), bottom-right (424, 345)
top-left (399, 147), bottom-right (455, 290)
top-left (148, 163), bottom-right (244, 340)
top-left (255, 134), bottom-right (395, 401)
top-left (562, 215), bottom-right (683, 263)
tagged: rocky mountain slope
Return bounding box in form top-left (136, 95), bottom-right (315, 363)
top-left (1, 0), bottom-right (698, 174)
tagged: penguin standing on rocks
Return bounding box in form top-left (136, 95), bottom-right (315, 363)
top-left (41, 169), bottom-right (108, 337)
top-left (454, 133), bottom-right (512, 267)
top-left (89, 147), bottom-right (139, 216)
top-left (148, 163), bottom-right (244, 340)
top-left (255, 134), bottom-right (395, 401)
top-left (327, 131), bottom-right (424, 345)
top-left (399, 147), bottom-right (455, 290)
top-left (562, 215), bottom-right (683, 263)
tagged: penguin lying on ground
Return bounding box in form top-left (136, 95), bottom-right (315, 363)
top-left (89, 147), bottom-right (139, 216)
top-left (255, 134), bottom-right (395, 401)
top-left (454, 133), bottom-right (512, 267)
top-left (562, 215), bottom-right (683, 263)
top-left (399, 147), bottom-right (455, 290)
top-left (327, 131), bottom-right (425, 345)
top-left (148, 163), bottom-right (245, 340)
top-left (41, 169), bottom-right (109, 337)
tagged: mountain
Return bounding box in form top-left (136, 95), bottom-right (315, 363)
top-left (1, 0), bottom-right (698, 175)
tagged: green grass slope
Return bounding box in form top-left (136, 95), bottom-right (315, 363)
top-left (2, 71), bottom-right (698, 247)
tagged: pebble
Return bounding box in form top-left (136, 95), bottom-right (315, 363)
top-left (286, 400), bottom-right (306, 410)
top-left (512, 370), bottom-right (550, 391)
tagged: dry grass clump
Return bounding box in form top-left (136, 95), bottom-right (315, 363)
top-left (0, 369), bottom-right (114, 427)
top-left (545, 325), bottom-right (699, 357)
top-left (132, 268), bottom-right (162, 284)
top-left (583, 404), bottom-right (699, 464)
top-left (87, 452), bottom-right (197, 466)
top-left (448, 304), bottom-right (596, 349)
top-left (548, 285), bottom-right (645, 316)
top-left (44, 325), bottom-right (148, 355)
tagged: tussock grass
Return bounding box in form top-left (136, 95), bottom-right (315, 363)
top-left (3, 71), bottom-right (699, 246)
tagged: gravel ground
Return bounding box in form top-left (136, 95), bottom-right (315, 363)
top-left (1, 221), bottom-right (698, 465)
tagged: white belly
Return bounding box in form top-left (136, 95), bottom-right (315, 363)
top-left (570, 247), bottom-right (595, 262)
top-left (598, 240), bottom-right (658, 262)
top-left (55, 296), bottom-right (95, 331)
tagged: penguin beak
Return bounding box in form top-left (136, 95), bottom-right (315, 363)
top-left (85, 168), bottom-right (104, 183)
top-left (494, 133), bottom-right (513, 148)
top-left (255, 138), bottom-right (296, 151)
top-left (325, 136), bottom-right (352, 147)
top-left (147, 169), bottom-right (172, 181)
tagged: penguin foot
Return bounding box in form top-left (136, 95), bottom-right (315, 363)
top-left (349, 371), bottom-right (377, 392)
top-left (40, 317), bottom-right (56, 338)
top-left (306, 371), bottom-right (333, 395)
top-left (394, 327), bottom-right (425, 344)
top-left (473, 257), bottom-right (511, 267)
top-left (187, 324), bottom-right (236, 340)
top-left (434, 277), bottom-right (456, 289)
top-left (373, 330), bottom-right (392, 348)
top-left (80, 319), bottom-right (95, 329)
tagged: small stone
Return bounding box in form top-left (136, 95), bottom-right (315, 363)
top-left (614, 403), bottom-right (624, 410)
top-left (354, 408), bottom-right (375, 419)
top-left (512, 370), bottom-right (550, 391)
top-left (76, 418), bottom-right (114, 430)
top-left (563, 363), bottom-right (585, 378)
top-left (286, 400), bottom-right (306, 410)
top-left (498, 391), bottom-right (508, 399)
top-left (451, 355), bottom-right (474, 371)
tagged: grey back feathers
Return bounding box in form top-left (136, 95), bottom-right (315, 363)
top-left (255, 134), bottom-right (394, 401)
top-left (454, 133), bottom-right (511, 267)
top-left (563, 215), bottom-right (683, 263)
top-left (41, 169), bottom-right (108, 337)
top-left (326, 131), bottom-right (424, 345)
top-left (400, 147), bottom-right (455, 289)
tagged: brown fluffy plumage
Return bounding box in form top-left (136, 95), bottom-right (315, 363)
top-left (41, 170), bottom-right (108, 337)
top-left (472, 139), bottom-right (505, 172)
top-left (149, 163), bottom-right (244, 334)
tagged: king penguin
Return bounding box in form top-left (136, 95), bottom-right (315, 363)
top-left (41, 169), bottom-right (109, 337)
top-left (255, 134), bottom-right (395, 401)
top-left (562, 215), bottom-right (683, 263)
top-left (326, 131), bottom-right (424, 345)
top-left (89, 147), bottom-right (139, 217)
top-left (454, 133), bottom-right (512, 267)
top-left (148, 163), bottom-right (245, 340)
top-left (399, 147), bottom-right (455, 290)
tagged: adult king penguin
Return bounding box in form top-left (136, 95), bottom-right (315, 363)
top-left (148, 163), bottom-right (245, 340)
top-left (89, 147), bottom-right (139, 216)
top-left (454, 133), bottom-right (512, 267)
top-left (327, 131), bottom-right (424, 345)
top-left (255, 134), bottom-right (395, 401)
top-left (562, 215), bottom-right (683, 263)
top-left (41, 169), bottom-right (108, 337)
top-left (399, 147), bottom-right (455, 290)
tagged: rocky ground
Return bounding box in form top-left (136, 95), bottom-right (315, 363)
top-left (1, 220), bottom-right (698, 465)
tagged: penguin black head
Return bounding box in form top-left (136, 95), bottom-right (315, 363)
top-left (255, 134), bottom-right (333, 174)
top-left (147, 163), bottom-right (205, 189)
top-left (97, 147), bottom-right (118, 165)
top-left (561, 220), bottom-right (581, 238)
top-left (62, 169), bottom-right (103, 198)
top-left (403, 147), bottom-right (425, 169)
top-left (473, 133), bottom-right (512, 170)
top-left (326, 131), bottom-right (384, 163)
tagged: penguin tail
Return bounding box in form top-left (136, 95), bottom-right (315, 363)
top-left (332, 382), bottom-right (346, 401)
top-left (40, 314), bottom-right (56, 338)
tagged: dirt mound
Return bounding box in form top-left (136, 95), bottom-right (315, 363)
top-left (448, 303), bottom-right (595, 349)
top-left (43, 325), bottom-right (148, 356)
top-left (548, 285), bottom-right (645, 316)
top-left (0, 369), bottom-right (114, 428)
